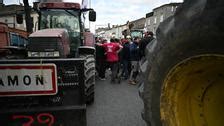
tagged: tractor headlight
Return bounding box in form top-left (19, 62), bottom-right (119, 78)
top-left (28, 51), bottom-right (60, 57)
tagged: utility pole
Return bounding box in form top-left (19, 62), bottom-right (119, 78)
top-left (89, 0), bottom-right (91, 29)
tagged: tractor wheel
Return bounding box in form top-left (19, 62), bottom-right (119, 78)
top-left (141, 0), bottom-right (224, 126)
top-left (81, 54), bottom-right (95, 104)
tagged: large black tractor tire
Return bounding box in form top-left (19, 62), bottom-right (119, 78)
top-left (81, 55), bottom-right (95, 104)
top-left (141, 0), bottom-right (224, 126)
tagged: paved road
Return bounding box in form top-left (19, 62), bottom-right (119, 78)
top-left (87, 73), bottom-right (147, 126)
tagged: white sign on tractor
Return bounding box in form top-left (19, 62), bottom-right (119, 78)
top-left (0, 64), bottom-right (57, 96)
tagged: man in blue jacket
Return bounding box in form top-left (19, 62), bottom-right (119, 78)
top-left (129, 37), bottom-right (141, 85)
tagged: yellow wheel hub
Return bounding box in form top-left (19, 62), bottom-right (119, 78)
top-left (161, 55), bottom-right (224, 126)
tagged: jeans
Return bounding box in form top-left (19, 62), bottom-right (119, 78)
top-left (97, 59), bottom-right (106, 78)
top-left (108, 61), bottom-right (119, 82)
top-left (122, 60), bottom-right (130, 79)
top-left (129, 61), bottom-right (139, 81)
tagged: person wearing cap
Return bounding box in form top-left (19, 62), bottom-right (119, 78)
top-left (126, 35), bottom-right (131, 39)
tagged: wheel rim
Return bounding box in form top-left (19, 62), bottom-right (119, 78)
top-left (160, 55), bottom-right (224, 126)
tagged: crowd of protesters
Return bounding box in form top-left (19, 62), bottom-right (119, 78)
top-left (95, 31), bottom-right (154, 85)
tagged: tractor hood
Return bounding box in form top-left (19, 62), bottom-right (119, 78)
top-left (27, 29), bottom-right (70, 58)
top-left (29, 28), bottom-right (68, 38)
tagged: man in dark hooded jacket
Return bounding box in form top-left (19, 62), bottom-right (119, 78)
top-left (95, 39), bottom-right (107, 80)
top-left (139, 31), bottom-right (154, 59)
top-left (121, 37), bottom-right (131, 80)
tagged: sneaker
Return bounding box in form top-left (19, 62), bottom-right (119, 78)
top-left (99, 77), bottom-right (106, 80)
top-left (129, 80), bottom-right (137, 85)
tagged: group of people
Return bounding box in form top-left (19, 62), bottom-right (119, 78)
top-left (95, 31), bottom-right (154, 85)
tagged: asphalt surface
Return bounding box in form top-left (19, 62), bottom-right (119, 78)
top-left (87, 72), bottom-right (147, 126)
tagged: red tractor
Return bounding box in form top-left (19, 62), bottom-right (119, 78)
top-left (0, 22), bottom-right (28, 58)
top-left (0, 2), bottom-right (96, 126)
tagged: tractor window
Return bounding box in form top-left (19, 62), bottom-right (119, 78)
top-left (40, 9), bottom-right (81, 53)
top-left (40, 9), bottom-right (80, 38)
top-left (131, 31), bottom-right (143, 39)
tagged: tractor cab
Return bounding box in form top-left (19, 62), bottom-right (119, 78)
top-left (31, 2), bottom-right (96, 57)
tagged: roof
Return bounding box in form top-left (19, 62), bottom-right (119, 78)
top-left (0, 4), bottom-right (35, 16)
top-left (38, 2), bottom-right (80, 9)
top-left (29, 29), bottom-right (67, 38)
top-left (130, 17), bottom-right (145, 24)
top-left (0, 22), bottom-right (7, 26)
top-left (153, 2), bottom-right (182, 11)
top-left (130, 17), bottom-right (146, 29)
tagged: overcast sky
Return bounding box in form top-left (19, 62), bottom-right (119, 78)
top-left (92, 0), bottom-right (183, 27)
top-left (5, 0), bottom-right (183, 30)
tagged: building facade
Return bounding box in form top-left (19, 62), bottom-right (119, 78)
top-left (131, 17), bottom-right (146, 30)
top-left (97, 24), bottom-right (127, 41)
top-left (145, 3), bottom-right (182, 34)
top-left (0, 3), bottom-right (38, 32)
top-left (96, 18), bottom-right (145, 40)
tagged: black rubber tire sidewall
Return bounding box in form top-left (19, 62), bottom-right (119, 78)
top-left (81, 54), bottom-right (96, 104)
top-left (142, 1), bottom-right (224, 126)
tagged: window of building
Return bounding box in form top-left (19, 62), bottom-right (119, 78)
top-left (154, 17), bottom-right (157, 24)
top-left (160, 15), bottom-right (164, 22)
top-left (23, 17), bottom-right (26, 28)
top-left (153, 27), bottom-right (156, 33)
top-left (148, 19), bottom-right (150, 26)
top-left (171, 6), bottom-right (174, 12)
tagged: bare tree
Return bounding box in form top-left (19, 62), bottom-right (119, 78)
top-left (23, 0), bottom-right (33, 33)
